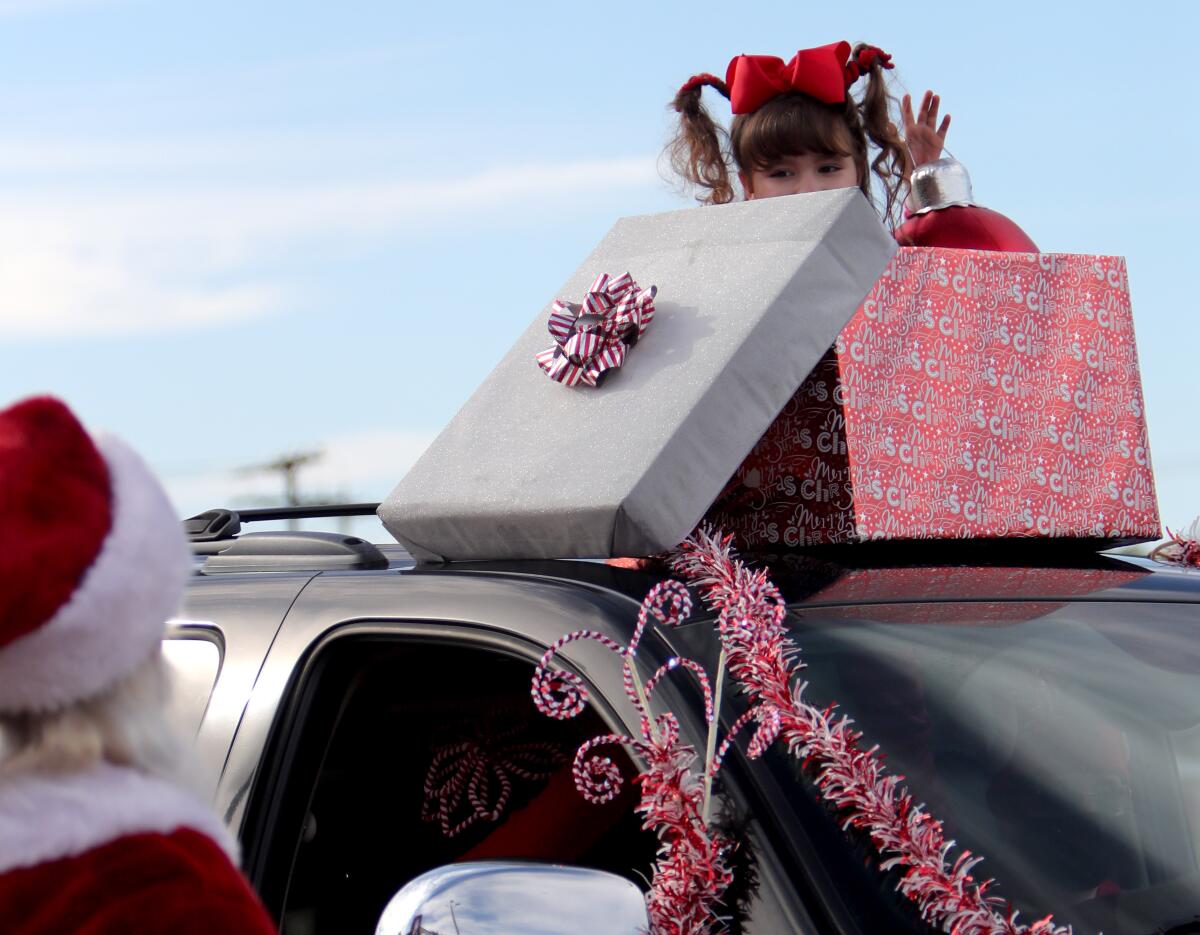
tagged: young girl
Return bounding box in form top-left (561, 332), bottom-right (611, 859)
top-left (670, 41), bottom-right (1036, 551)
top-left (665, 40), bottom-right (1034, 251)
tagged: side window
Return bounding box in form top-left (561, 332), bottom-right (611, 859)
top-left (249, 636), bottom-right (653, 935)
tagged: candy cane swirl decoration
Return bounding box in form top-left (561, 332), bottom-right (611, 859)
top-left (530, 581), bottom-right (733, 935)
top-left (670, 527), bottom-right (1073, 935)
top-left (422, 733), bottom-right (568, 837)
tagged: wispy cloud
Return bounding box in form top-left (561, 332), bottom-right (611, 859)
top-left (0, 150), bottom-right (658, 339)
top-left (0, 0), bottom-right (115, 16)
top-left (0, 134), bottom-right (389, 175)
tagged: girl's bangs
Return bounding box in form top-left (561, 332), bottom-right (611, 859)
top-left (733, 93), bottom-right (855, 169)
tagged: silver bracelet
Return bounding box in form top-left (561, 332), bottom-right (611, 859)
top-left (906, 156), bottom-right (976, 215)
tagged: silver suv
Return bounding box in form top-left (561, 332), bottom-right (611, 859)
top-left (171, 505), bottom-right (1200, 935)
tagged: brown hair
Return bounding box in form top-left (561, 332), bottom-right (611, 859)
top-left (667, 44), bottom-right (912, 227)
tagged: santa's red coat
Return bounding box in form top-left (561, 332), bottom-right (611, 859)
top-left (0, 763), bottom-right (275, 934)
top-left (0, 828), bottom-right (276, 934)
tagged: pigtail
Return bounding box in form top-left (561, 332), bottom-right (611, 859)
top-left (668, 74), bottom-right (737, 205)
top-left (851, 43), bottom-right (912, 228)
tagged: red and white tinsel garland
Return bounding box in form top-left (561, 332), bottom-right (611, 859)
top-left (669, 526), bottom-right (1072, 935)
top-left (533, 527), bottom-right (1078, 933)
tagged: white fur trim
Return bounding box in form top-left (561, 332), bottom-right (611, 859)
top-left (0, 434), bottom-right (190, 713)
top-left (0, 762), bottom-right (237, 873)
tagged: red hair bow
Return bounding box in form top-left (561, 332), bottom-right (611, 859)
top-left (845, 45), bottom-right (893, 84)
top-left (723, 41), bottom-right (893, 115)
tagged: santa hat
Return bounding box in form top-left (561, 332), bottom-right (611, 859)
top-left (0, 396), bottom-right (189, 714)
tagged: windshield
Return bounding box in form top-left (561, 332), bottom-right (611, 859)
top-left (762, 600), bottom-right (1200, 935)
top-left (668, 597), bottom-right (1200, 933)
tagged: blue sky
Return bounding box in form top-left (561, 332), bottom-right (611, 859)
top-left (2, 0), bottom-right (1197, 539)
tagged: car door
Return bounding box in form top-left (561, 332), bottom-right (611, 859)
top-left (169, 572), bottom-right (317, 803)
top-left (227, 571), bottom-right (655, 931)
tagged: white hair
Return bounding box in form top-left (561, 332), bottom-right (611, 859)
top-left (0, 650), bottom-right (186, 784)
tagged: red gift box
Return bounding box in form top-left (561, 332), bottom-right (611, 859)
top-left (706, 247), bottom-right (1160, 548)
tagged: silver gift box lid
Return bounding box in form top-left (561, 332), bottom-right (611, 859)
top-left (380, 188), bottom-right (896, 562)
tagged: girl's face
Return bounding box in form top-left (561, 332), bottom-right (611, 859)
top-left (740, 151), bottom-right (857, 200)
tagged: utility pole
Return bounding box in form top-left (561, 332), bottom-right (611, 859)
top-left (238, 450), bottom-right (323, 530)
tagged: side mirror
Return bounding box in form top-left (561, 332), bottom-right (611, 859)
top-left (375, 861), bottom-right (650, 935)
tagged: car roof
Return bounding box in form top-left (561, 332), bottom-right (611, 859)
top-left (387, 546), bottom-right (1199, 608)
top-left (186, 506), bottom-right (1200, 609)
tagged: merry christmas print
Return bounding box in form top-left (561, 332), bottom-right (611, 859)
top-left (709, 248), bottom-right (1159, 547)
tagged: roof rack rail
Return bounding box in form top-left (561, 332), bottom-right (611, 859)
top-left (184, 503), bottom-right (394, 572)
top-left (186, 509), bottom-right (244, 542)
top-left (184, 503), bottom-right (382, 544)
top-left (228, 502), bottom-right (382, 523)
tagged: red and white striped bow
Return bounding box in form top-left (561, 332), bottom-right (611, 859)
top-left (535, 272), bottom-right (657, 387)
